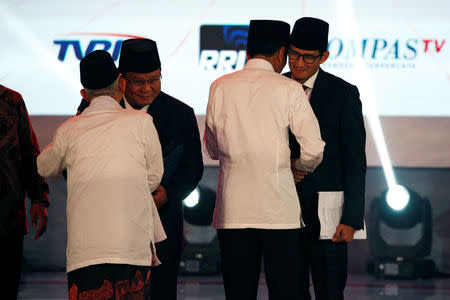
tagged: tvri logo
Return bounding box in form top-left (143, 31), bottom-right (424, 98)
top-left (53, 34), bottom-right (146, 61)
top-left (199, 25), bottom-right (446, 71)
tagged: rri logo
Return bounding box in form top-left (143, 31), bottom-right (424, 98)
top-left (199, 25), bottom-right (248, 71)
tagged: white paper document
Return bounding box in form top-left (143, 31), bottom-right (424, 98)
top-left (317, 191), bottom-right (366, 240)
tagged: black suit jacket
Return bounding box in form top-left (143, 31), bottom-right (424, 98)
top-left (285, 68), bottom-right (366, 239)
top-left (77, 91), bottom-right (204, 235)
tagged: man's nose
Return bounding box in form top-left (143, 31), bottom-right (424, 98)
top-left (141, 82), bottom-right (152, 92)
top-left (297, 57), bottom-right (308, 67)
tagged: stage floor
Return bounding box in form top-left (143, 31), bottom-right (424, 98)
top-left (18, 272), bottom-right (450, 299)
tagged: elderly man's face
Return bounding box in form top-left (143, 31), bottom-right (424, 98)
top-left (123, 69), bottom-right (161, 108)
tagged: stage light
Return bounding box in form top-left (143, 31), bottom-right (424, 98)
top-left (339, 0), bottom-right (437, 280)
top-left (180, 184), bottom-right (220, 275)
top-left (182, 184), bottom-right (215, 226)
top-left (183, 187), bottom-right (200, 208)
top-left (367, 186), bottom-right (436, 279)
top-left (386, 184), bottom-right (410, 211)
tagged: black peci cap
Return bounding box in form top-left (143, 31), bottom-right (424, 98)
top-left (290, 17), bottom-right (329, 52)
top-left (247, 19), bottom-right (290, 49)
top-left (118, 38), bottom-right (161, 74)
top-left (80, 50), bottom-right (119, 89)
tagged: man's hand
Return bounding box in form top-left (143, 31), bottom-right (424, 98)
top-left (332, 224), bottom-right (356, 243)
top-left (152, 185), bottom-right (168, 208)
top-left (291, 159), bottom-right (307, 183)
top-left (30, 203), bottom-right (48, 240)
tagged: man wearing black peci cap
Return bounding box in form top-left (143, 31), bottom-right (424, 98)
top-left (38, 50), bottom-right (166, 300)
top-left (204, 20), bottom-right (325, 300)
top-left (285, 17), bottom-right (367, 300)
top-left (77, 39), bottom-right (204, 300)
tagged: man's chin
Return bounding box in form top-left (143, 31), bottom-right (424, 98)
top-left (292, 74), bottom-right (307, 82)
top-left (292, 69), bottom-right (308, 76)
top-left (137, 97), bottom-right (153, 105)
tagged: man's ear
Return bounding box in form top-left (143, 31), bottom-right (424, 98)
top-left (80, 89), bottom-right (89, 101)
top-left (118, 77), bottom-right (126, 94)
top-left (278, 46), bottom-right (286, 61)
top-left (276, 46), bottom-right (287, 73)
top-left (320, 51), bottom-right (330, 64)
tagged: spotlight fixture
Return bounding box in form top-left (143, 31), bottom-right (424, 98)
top-left (180, 184), bottom-right (220, 274)
top-left (367, 185), bottom-right (435, 279)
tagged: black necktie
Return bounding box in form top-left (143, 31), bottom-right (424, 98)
top-left (302, 85), bottom-right (310, 102)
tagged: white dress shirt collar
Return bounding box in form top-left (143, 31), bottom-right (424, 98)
top-left (123, 95), bottom-right (150, 112)
top-left (84, 95), bottom-right (123, 113)
top-left (302, 69), bottom-right (320, 90)
top-left (244, 58), bottom-right (275, 72)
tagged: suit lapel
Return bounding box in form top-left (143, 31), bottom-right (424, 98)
top-left (145, 92), bottom-right (178, 156)
top-left (119, 98), bottom-right (126, 109)
top-left (309, 68), bottom-right (328, 117)
top-left (284, 70), bottom-right (326, 117)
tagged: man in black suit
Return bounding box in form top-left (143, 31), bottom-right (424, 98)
top-left (285, 17), bottom-right (366, 300)
top-left (77, 39), bottom-right (204, 300)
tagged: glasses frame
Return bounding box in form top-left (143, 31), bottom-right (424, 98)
top-left (124, 75), bottom-right (162, 87)
top-left (287, 49), bottom-right (323, 64)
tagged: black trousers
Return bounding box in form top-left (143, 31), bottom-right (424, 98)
top-left (149, 214), bottom-right (183, 300)
top-left (0, 232), bottom-right (23, 300)
top-left (299, 228), bottom-right (348, 300)
top-left (217, 228), bottom-right (304, 300)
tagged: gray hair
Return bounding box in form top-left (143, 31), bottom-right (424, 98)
top-left (84, 76), bottom-right (120, 98)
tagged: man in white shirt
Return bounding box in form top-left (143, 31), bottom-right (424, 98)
top-left (37, 50), bottom-right (166, 300)
top-left (204, 20), bottom-right (325, 300)
top-left (76, 39), bottom-right (204, 300)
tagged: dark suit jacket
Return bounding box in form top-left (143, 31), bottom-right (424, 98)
top-left (285, 68), bottom-right (366, 239)
top-left (77, 91), bottom-right (204, 237)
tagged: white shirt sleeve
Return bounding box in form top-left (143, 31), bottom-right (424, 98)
top-left (203, 81), bottom-right (219, 160)
top-left (37, 131), bottom-right (65, 178)
top-left (290, 88), bottom-right (325, 172)
top-left (143, 116), bottom-right (163, 193)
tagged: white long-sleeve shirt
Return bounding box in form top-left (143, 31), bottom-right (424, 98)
top-left (37, 95), bottom-right (166, 272)
top-left (204, 59), bottom-right (325, 229)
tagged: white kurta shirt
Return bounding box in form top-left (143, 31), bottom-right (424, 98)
top-left (37, 95), bottom-right (166, 272)
top-left (204, 59), bottom-right (325, 229)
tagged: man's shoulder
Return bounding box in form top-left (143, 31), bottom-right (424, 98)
top-left (158, 91), bottom-right (194, 114)
top-left (217, 69), bottom-right (300, 88)
top-left (211, 70), bottom-right (241, 86)
top-left (0, 85), bottom-right (24, 105)
top-left (281, 71), bottom-right (292, 79)
top-left (54, 115), bottom-right (80, 136)
top-left (119, 108), bottom-right (152, 123)
top-left (123, 107), bottom-right (148, 116)
top-left (265, 71), bottom-right (303, 93)
top-left (282, 69), bottom-right (357, 91)
top-left (263, 70), bottom-right (298, 86)
top-left (273, 71), bottom-right (301, 86)
top-left (319, 69), bottom-right (357, 91)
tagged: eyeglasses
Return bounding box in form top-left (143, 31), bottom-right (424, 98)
top-left (287, 50), bottom-right (322, 64)
top-left (126, 76), bottom-right (161, 87)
